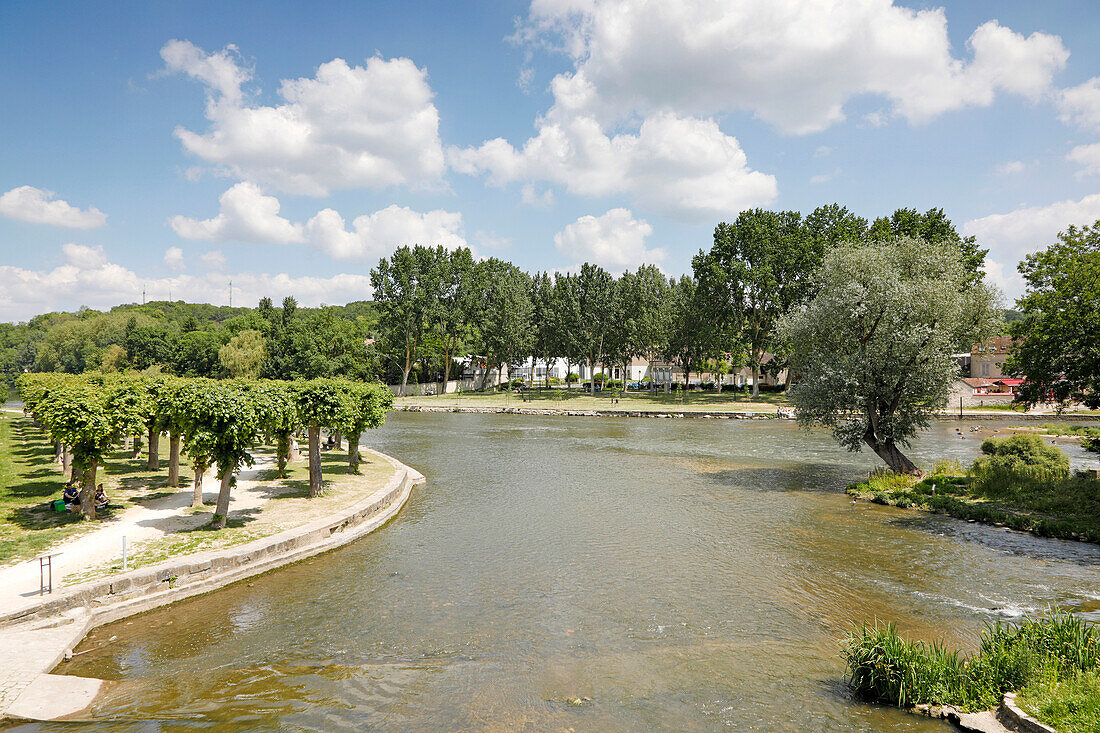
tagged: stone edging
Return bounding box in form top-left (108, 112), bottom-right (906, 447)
top-left (999, 692), bottom-right (1058, 733)
top-left (397, 404), bottom-right (788, 419)
top-left (0, 448), bottom-right (422, 721)
top-left (396, 404), bottom-right (1100, 421)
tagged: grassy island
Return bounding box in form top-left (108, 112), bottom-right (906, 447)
top-left (847, 433), bottom-right (1100, 543)
top-left (843, 612), bottom-right (1100, 732)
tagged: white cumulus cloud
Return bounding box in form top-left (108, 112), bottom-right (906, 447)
top-left (1058, 77), bottom-right (1100, 132)
top-left (0, 186), bottom-right (107, 229)
top-left (169, 182), bottom-right (305, 244)
top-left (522, 1), bottom-right (1068, 134)
top-left (450, 111), bottom-right (777, 221)
top-left (965, 193), bottom-right (1100, 300)
top-left (1067, 143), bottom-right (1100, 176)
top-left (170, 185), bottom-right (468, 260)
top-left (162, 40), bottom-right (445, 196)
top-left (305, 205), bottom-right (467, 260)
top-left (164, 246), bottom-right (185, 271)
top-left (553, 208), bottom-right (662, 269)
top-left (0, 244), bottom-right (373, 322)
top-left (200, 250), bottom-right (227, 270)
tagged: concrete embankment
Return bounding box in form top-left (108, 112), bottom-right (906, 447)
top-left (0, 448), bottom-right (424, 723)
top-left (397, 404), bottom-right (790, 419)
top-left (397, 403), bottom-right (1100, 421)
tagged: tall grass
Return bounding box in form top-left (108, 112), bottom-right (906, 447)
top-left (842, 612), bottom-right (1100, 712)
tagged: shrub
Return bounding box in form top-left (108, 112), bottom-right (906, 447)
top-left (565, 372), bottom-right (579, 384)
top-left (606, 378), bottom-right (623, 389)
top-left (843, 612), bottom-right (1100, 713)
top-left (977, 433), bottom-right (1070, 474)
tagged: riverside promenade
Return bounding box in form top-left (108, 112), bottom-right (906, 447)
top-left (0, 446), bottom-right (423, 723)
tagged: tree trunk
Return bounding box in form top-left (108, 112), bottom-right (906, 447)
top-left (289, 436), bottom-right (300, 462)
top-left (276, 432), bottom-right (291, 477)
top-left (80, 458), bottom-right (98, 520)
top-left (62, 445), bottom-right (71, 479)
top-left (333, 433), bottom-right (342, 451)
top-left (751, 354), bottom-right (761, 399)
top-left (192, 460), bottom-right (206, 507)
top-left (131, 434), bottom-right (142, 459)
top-left (400, 345), bottom-right (413, 396)
top-left (147, 425), bottom-right (159, 471)
top-left (348, 431), bottom-right (362, 472)
top-left (71, 461), bottom-right (84, 491)
top-left (308, 423), bottom-right (323, 497)
top-left (168, 431), bottom-right (181, 487)
top-left (53, 441), bottom-right (62, 463)
top-left (863, 434), bottom-right (922, 476)
top-left (213, 468), bottom-right (233, 528)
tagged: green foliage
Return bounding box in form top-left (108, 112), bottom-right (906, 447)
top-left (976, 433), bottom-right (1070, 475)
top-left (847, 447), bottom-right (1100, 542)
top-left (219, 329), bottom-right (265, 378)
top-left (779, 237), bottom-right (1000, 472)
top-left (843, 612), bottom-right (1100, 712)
top-left (1008, 221), bottom-right (1100, 409)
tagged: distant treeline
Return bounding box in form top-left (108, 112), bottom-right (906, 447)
top-left (2, 205), bottom-right (1006, 399)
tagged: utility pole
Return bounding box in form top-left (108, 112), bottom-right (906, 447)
top-left (229, 279), bottom-right (233, 308)
top-left (142, 284), bottom-right (146, 305)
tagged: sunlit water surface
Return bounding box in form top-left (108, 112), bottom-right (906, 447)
top-left (12, 413), bottom-right (1100, 732)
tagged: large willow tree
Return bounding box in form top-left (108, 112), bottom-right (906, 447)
top-left (778, 237), bottom-right (999, 475)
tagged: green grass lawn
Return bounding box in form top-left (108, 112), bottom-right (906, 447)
top-left (65, 445), bottom-right (395, 584)
top-left (398, 387), bottom-right (790, 413)
top-left (847, 464), bottom-right (1100, 543)
top-left (0, 412), bottom-right (185, 565)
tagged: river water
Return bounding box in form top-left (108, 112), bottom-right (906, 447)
top-left (17, 414), bottom-right (1100, 732)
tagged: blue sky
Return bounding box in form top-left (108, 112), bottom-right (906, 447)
top-left (3, 0), bottom-right (1100, 321)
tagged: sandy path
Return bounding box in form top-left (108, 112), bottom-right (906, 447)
top-left (0, 457), bottom-right (276, 618)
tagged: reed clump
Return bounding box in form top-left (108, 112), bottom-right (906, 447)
top-left (842, 612), bottom-right (1100, 717)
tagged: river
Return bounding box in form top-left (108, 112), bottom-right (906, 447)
top-left (15, 413), bottom-right (1100, 731)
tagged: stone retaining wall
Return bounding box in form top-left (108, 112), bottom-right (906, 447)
top-left (0, 448), bottom-right (422, 722)
top-left (0, 449), bottom-right (419, 630)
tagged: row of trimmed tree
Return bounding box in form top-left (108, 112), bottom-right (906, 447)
top-left (16, 373), bottom-right (393, 526)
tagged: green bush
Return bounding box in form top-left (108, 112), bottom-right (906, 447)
top-left (565, 372), bottom-right (579, 384)
top-left (843, 612), bottom-right (1100, 713)
top-left (977, 433), bottom-right (1070, 474)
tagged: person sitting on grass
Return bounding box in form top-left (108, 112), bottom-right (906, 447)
top-left (94, 484), bottom-right (110, 511)
top-left (62, 481), bottom-right (80, 506)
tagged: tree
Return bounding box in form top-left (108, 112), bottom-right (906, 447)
top-left (575, 264), bottom-right (614, 393)
top-left (665, 275), bottom-right (720, 388)
top-left (1007, 221), bottom-right (1100, 409)
top-left (433, 247), bottom-right (478, 389)
top-left (477, 260), bottom-right (533, 388)
top-left (778, 238), bottom-right (1000, 474)
top-left (340, 382), bottom-right (394, 472)
top-left (530, 271), bottom-right (559, 388)
top-left (371, 246), bottom-right (435, 395)
top-left (219, 329), bottom-right (265, 378)
top-left (173, 379), bottom-right (264, 527)
top-left (700, 209), bottom-right (816, 398)
top-left (867, 207), bottom-right (987, 285)
top-left (24, 375), bottom-right (150, 519)
top-left (621, 265), bottom-right (670, 393)
top-left (292, 379), bottom-right (355, 497)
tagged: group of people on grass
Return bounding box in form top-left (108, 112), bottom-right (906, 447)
top-left (62, 481), bottom-right (110, 512)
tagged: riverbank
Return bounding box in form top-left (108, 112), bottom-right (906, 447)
top-left (846, 454), bottom-right (1100, 545)
top-left (844, 613), bottom-right (1099, 733)
top-left (0, 428), bottom-right (423, 722)
top-left (393, 392), bottom-right (1100, 420)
